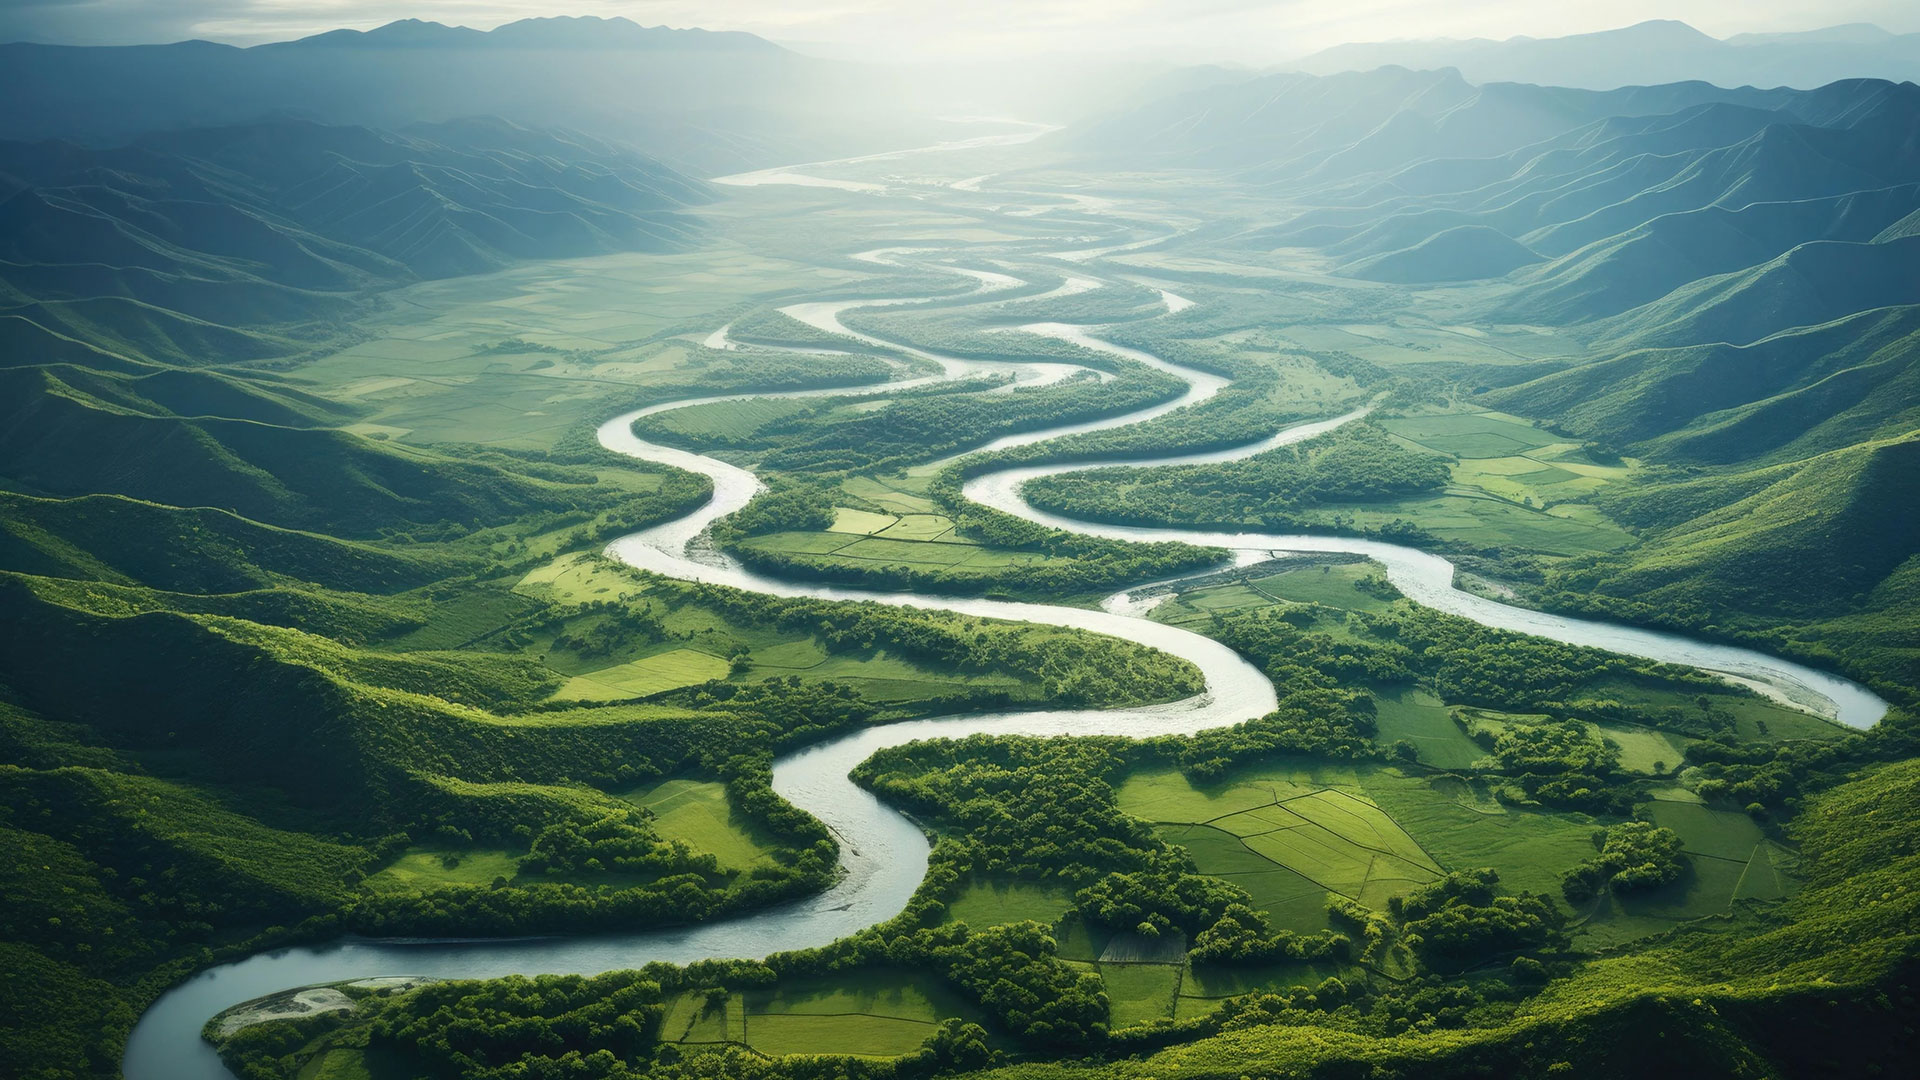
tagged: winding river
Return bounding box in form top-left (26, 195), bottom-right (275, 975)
top-left (123, 143), bottom-right (1888, 1080)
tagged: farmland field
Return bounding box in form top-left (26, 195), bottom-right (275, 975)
top-left (1122, 766), bottom-right (1443, 913)
top-left (623, 779), bottom-right (779, 872)
top-left (944, 877), bottom-right (1078, 928)
top-left (553, 648), bottom-right (732, 700)
top-left (739, 972), bottom-right (997, 1057)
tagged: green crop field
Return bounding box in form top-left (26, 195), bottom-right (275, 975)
top-left (1313, 491), bottom-right (1637, 555)
top-left (1098, 963), bottom-right (1181, 1028)
top-left (1372, 688), bottom-right (1485, 768)
top-left (1122, 766), bottom-right (1442, 911)
top-left (840, 475), bottom-right (937, 514)
top-left (360, 847), bottom-right (523, 894)
top-left (875, 513), bottom-right (962, 542)
top-left (553, 648), bottom-right (733, 700)
top-left (1253, 563), bottom-right (1399, 613)
top-left (1594, 722), bottom-right (1692, 774)
top-left (663, 991), bottom-right (746, 1044)
top-left (624, 779), bottom-right (779, 872)
top-left (1358, 772), bottom-right (1599, 901)
top-left (1381, 412), bottom-right (1561, 458)
top-left (944, 877), bottom-right (1078, 928)
top-left (301, 1050), bottom-right (374, 1080)
top-left (830, 507), bottom-right (901, 535)
top-left (738, 972), bottom-right (992, 1057)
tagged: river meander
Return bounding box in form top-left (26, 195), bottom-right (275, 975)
top-left (122, 143), bottom-right (1888, 1080)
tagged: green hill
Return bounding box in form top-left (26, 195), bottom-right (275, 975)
top-left (1577, 432), bottom-right (1920, 617)
top-left (0, 369), bottom-right (624, 538)
top-left (0, 116), bottom-right (712, 366)
top-left (1486, 305), bottom-right (1920, 464)
top-left (1502, 183), bottom-right (1920, 322)
top-left (1345, 225), bottom-right (1543, 283)
top-left (1590, 235), bottom-right (1920, 349)
top-left (0, 492), bottom-right (458, 594)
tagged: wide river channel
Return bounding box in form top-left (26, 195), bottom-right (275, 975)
top-left (124, 142), bottom-right (1888, 1080)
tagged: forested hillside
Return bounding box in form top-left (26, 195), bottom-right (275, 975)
top-left (1056, 68), bottom-right (1920, 690)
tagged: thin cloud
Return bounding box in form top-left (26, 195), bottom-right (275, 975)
top-left (2, 0), bottom-right (1915, 59)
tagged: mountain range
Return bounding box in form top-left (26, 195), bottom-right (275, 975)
top-left (1285, 19), bottom-right (1920, 90)
top-left (0, 16), bottom-right (925, 175)
top-left (1066, 63), bottom-right (1920, 633)
top-left (0, 116), bottom-right (709, 371)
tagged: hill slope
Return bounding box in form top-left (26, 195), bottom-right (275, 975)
top-left (0, 116), bottom-right (710, 366)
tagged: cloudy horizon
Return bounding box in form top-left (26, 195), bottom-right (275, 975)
top-left (3, 1), bottom-right (1918, 64)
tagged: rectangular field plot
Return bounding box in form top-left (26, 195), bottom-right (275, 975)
top-left (1133, 768), bottom-right (1440, 911)
top-left (741, 972), bottom-right (987, 1057)
top-left (1241, 829), bottom-right (1377, 899)
top-left (1310, 492), bottom-right (1636, 555)
top-left (830, 508), bottom-right (900, 535)
top-left (1382, 412), bottom-right (1559, 458)
top-left (875, 514), bottom-right (961, 542)
top-left (1580, 853), bottom-right (1761, 947)
top-left (841, 475), bottom-right (936, 514)
top-left (944, 877), bottom-right (1077, 928)
top-left (663, 992), bottom-right (745, 1044)
top-left (1280, 790), bottom-right (1443, 871)
top-left (1359, 771), bottom-right (1600, 900)
top-left (1373, 689), bottom-right (1484, 769)
top-left (1175, 959), bottom-right (1357, 1022)
top-left (1732, 842), bottom-right (1798, 903)
top-left (361, 847), bottom-right (521, 894)
top-left (1644, 800), bottom-right (1767, 862)
top-left (1157, 824), bottom-right (1286, 876)
top-left (302, 1049), bottom-right (373, 1080)
top-left (1098, 963), bottom-right (1181, 1028)
top-left (623, 779), bottom-right (777, 872)
top-left (1594, 722), bottom-right (1692, 775)
top-left (1252, 563), bottom-right (1399, 614)
top-left (1118, 766), bottom-right (1333, 824)
top-left (747, 1014), bottom-right (936, 1058)
top-left (553, 648), bottom-right (731, 701)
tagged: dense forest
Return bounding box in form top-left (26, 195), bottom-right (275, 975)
top-left (1021, 422), bottom-right (1451, 531)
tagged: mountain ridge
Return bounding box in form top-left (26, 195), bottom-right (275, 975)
top-left (1285, 19), bottom-right (1920, 90)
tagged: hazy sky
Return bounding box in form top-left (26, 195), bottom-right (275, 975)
top-left (4, 1), bottom-right (1917, 61)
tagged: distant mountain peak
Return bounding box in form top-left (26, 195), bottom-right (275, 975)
top-left (1284, 19), bottom-right (1920, 91)
top-left (278, 19), bottom-right (484, 47)
top-left (1614, 19), bottom-right (1716, 40)
top-left (486, 15), bottom-right (780, 50)
top-left (1727, 24), bottom-right (1898, 47)
top-left (274, 14), bottom-right (779, 52)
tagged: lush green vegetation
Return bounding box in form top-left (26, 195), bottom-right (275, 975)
top-left (12, 66), bottom-right (1920, 1080)
top-left (1022, 422), bottom-right (1450, 534)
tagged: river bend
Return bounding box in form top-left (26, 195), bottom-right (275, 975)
top-left (123, 152), bottom-right (1887, 1080)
